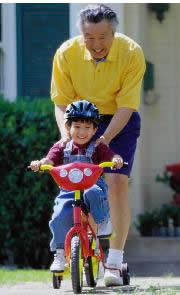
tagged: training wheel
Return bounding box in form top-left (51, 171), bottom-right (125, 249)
top-left (121, 263), bottom-right (130, 285)
top-left (52, 273), bottom-right (63, 289)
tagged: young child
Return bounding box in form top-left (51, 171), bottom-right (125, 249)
top-left (30, 100), bottom-right (123, 272)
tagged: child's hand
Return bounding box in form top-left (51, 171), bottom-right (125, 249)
top-left (29, 160), bottom-right (41, 172)
top-left (29, 158), bottom-right (54, 172)
top-left (112, 155), bottom-right (124, 169)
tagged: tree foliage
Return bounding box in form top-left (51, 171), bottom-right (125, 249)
top-left (0, 97), bottom-right (59, 268)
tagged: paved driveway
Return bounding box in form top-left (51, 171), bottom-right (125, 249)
top-left (0, 277), bottom-right (180, 295)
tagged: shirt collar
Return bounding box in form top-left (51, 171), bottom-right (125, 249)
top-left (83, 35), bottom-right (117, 62)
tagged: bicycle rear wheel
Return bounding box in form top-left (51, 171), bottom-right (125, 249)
top-left (84, 255), bottom-right (99, 287)
top-left (70, 235), bottom-right (83, 294)
top-left (84, 237), bottom-right (99, 287)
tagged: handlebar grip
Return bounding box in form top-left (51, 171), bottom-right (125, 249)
top-left (99, 161), bottom-right (128, 169)
top-left (39, 164), bottom-right (53, 171)
top-left (27, 165), bottom-right (53, 172)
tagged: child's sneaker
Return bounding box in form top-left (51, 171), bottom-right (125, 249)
top-left (104, 264), bottom-right (123, 286)
top-left (50, 249), bottom-right (66, 272)
top-left (97, 219), bottom-right (112, 239)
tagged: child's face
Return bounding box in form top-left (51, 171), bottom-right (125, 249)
top-left (67, 120), bottom-right (97, 145)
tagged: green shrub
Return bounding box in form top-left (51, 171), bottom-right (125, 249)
top-left (135, 203), bottom-right (180, 236)
top-left (0, 97), bottom-right (59, 268)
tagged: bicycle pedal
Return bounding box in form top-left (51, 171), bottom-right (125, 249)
top-left (99, 230), bottom-right (116, 240)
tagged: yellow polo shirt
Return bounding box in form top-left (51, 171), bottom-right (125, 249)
top-left (51, 33), bottom-right (146, 114)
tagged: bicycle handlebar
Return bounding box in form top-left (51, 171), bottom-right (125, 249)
top-left (39, 161), bottom-right (128, 171)
top-left (29, 161), bottom-right (128, 190)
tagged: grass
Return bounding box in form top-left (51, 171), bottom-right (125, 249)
top-left (0, 268), bottom-right (70, 286)
top-left (115, 276), bottom-right (180, 295)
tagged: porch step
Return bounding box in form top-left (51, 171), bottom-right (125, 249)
top-left (124, 237), bottom-right (180, 276)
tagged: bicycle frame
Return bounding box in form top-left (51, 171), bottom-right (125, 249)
top-left (64, 189), bottom-right (103, 265)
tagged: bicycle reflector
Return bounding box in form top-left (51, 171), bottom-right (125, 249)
top-left (50, 162), bottom-right (103, 190)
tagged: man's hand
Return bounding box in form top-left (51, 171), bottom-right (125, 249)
top-left (95, 135), bottom-right (110, 147)
top-left (112, 155), bottom-right (124, 169)
top-left (57, 136), bottom-right (71, 147)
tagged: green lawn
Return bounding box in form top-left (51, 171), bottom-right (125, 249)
top-left (0, 268), bottom-right (70, 285)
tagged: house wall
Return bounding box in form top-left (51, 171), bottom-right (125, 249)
top-left (2, 3), bottom-right (17, 100)
top-left (142, 3), bottom-right (178, 210)
top-left (123, 4), bottom-right (147, 232)
top-left (125, 4), bottom-right (179, 218)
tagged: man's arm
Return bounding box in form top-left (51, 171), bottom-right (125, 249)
top-left (96, 107), bottom-right (134, 146)
top-left (55, 104), bottom-right (70, 140)
top-left (103, 107), bottom-right (133, 143)
top-left (96, 46), bottom-right (145, 146)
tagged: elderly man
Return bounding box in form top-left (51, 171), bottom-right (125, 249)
top-left (50, 4), bottom-right (145, 286)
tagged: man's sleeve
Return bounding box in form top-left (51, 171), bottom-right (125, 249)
top-left (116, 46), bottom-right (146, 110)
top-left (50, 49), bottom-right (76, 105)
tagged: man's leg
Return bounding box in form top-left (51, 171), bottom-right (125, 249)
top-left (104, 173), bottom-right (130, 286)
top-left (105, 173), bottom-right (130, 250)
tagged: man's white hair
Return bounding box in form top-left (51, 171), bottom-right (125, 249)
top-left (77, 4), bottom-right (119, 33)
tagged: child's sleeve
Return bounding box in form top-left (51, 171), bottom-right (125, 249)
top-left (46, 142), bottom-right (64, 166)
top-left (97, 143), bottom-right (115, 163)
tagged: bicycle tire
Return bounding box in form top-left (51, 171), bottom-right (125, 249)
top-left (84, 255), bottom-right (99, 287)
top-left (52, 273), bottom-right (62, 289)
top-left (70, 235), bottom-right (83, 294)
top-left (84, 237), bottom-right (99, 287)
top-left (122, 263), bottom-right (130, 285)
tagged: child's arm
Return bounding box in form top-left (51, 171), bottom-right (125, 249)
top-left (30, 158), bottom-right (54, 172)
top-left (112, 154), bottom-right (124, 169)
top-left (96, 143), bottom-right (124, 169)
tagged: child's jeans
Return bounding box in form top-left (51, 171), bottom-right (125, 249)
top-left (49, 177), bottom-right (109, 251)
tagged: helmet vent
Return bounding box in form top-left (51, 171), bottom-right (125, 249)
top-left (86, 103), bottom-right (92, 112)
top-left (71, 104), bottom-right (77, 111)
top-left (80, 102), bottom-right (83, 112)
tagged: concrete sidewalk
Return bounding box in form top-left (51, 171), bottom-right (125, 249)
top-left (0, 277), bottom-right (180, 295)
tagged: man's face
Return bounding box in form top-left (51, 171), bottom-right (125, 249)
top-left (82, 20), bottom-right (114, 60)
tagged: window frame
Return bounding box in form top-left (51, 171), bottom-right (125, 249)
top-left (0, 4), bottom-right (2, 43)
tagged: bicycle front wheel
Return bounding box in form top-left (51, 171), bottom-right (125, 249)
top-left (70, 235), bottom-right (83, 294)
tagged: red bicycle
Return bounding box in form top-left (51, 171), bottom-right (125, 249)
top-left (39, 161), bottom-right (130, 294)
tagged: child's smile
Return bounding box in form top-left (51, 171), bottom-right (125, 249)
top-left (69, 121), bottom-right (97, 145)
